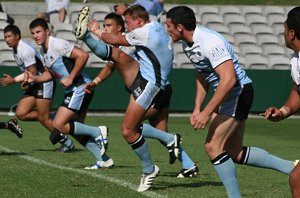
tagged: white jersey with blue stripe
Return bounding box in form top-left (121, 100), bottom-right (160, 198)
top-left (125, 21), bottom-right (173, 89)
top-left (290, 52), bottom-right (300, 85)
top-left (13, 39), bottom-right (45, 73)
top-left (41, 36), bottom-right (91, 92)
top-left (182, 26), bottom-right (252, 90)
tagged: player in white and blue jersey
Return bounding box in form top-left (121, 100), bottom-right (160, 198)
top-left (27, 18), bottom-right (114, 169)
top-left (1, 24), bottom-right (72, 146)
top-left (166, 6), bottom-right (296, 197)
top-left (75, 5), bottom-right (198, 191)
top-left (261, 6), bottom-right (300, 197)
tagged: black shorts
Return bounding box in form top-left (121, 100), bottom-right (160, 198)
top-left (23, 81), bottom-right (56, 99)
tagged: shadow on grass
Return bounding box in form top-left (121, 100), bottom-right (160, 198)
top-left (153, 180), bottom-right (223, 190)
top-left (0, 151), bottom-right (26, 155)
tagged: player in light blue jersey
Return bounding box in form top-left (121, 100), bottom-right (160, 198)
top-left (26, 18), bottom-right (114, 169)
top-left (75, 5), bottom-right (198, 191)
top-left (261, 6), bottom-right (300, 197)
top-left (166, 6), bottom-right (297, 197)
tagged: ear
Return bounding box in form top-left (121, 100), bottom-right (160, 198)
top-left (177, 24), bottom-right (184, 32)
top-left (289, 29), bottom-right (296, 40)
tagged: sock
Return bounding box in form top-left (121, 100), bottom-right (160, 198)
top-left (84, 138), bottom-right (103, 161)
top-left (73, 122), bottom-right (101, 139)
top-left (140, 123), bottom-right (174, 145)
top-left (243, 146), bottom-right (295, 175)
top-left (212, 152), bottom-right (241, 198)
top-left (130, 134), bottom-right (153, 174)
top-left (0, 122), bottom-right (7, 129)
top-left (178, 146), bottom-right (195, 169)
top-left (84, 31), bottom-right (111, 60)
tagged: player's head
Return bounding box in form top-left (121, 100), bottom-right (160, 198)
top-left (3, 24), bottom-right (21, 48)
top-left (284, 6), bottom-right (300, 49)
top-left (166, 6), bottom-right (196, 42)
top-left (104, 12), bottom-right (125, 34)
top-left (29, 18), bottom-right (50, 46)
top-left (123, 5), bottom-right (149, 32)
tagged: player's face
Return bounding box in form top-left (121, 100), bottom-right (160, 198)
top-left (124, 15), bottom-right (141, 32)
top-left (4, 31), bottom-right (19, 48)
top-left (166, 18), bottom-right (181, 42)
top-left (283, 22), bottom-right (292, 49)
top-left (31, 26), bottom-right (49, 46)
top-left (103, 19), bottom-right (121, 34)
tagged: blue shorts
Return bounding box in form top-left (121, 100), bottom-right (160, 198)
top-left (217, 83), bottom-right (253, 121)
top-left (61, 85), bottom-right (93, 115)
top-left (23, 81), bottom-right (56, 99)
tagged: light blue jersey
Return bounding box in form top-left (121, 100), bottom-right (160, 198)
top-left (182, 26), bottom-right (252, 90)
top-left (41, 36), bottom-right (91, 92)
top-left (125, 21), bottom-right (173, 89)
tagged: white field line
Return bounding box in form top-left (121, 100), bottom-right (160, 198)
top-left (0, 145), bottom-right (167, 198)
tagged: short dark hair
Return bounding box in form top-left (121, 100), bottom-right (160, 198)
top-left (286, 6), bottom-right (300, 39)
top-left (105, 12), bottom-right (125, 32)
top-left (123, 5), bottom-right (149, 21)
top-left (29, 18), bottom-right (49, 30)
top-left (4, 24), bottom-right (21, 37)
top-left (166, 6), bottom-right (196, 31)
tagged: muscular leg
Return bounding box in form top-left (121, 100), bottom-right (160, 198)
top-left (123, 96), bottom-right (154, 174)
top-left (290, 163), bottom-right (300, 198)
top-left (16, 96), bottom-right (38, 121)
top-left (206, 113), bottom-right (242, 198)
top-left (36, 98), bottom-right (53, 131)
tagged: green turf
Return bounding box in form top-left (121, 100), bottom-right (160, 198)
top-left (0, 115), bottom-right (297, 197)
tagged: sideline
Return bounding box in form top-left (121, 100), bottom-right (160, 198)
top-left (0, 145), bottom-right (167, 198)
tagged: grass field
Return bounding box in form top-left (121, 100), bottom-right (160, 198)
top-left (0, 115), bottom-right (298, 198)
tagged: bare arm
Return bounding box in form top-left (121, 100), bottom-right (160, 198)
top-left (261, 83), bottom-right (300, 121)
top-left (60, 47), bottom-right (88, 88)
top-left (25, 67), bottom-right (53, 83)
top-left (84, 62), bottom-right (116, 93)
top-left (192, 60), bottom-right (236, 129)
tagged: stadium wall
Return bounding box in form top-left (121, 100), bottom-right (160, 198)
top-left (0, 67), bottom-right (291, 113)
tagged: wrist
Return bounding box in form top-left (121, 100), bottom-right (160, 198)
top-left (95, 29), bottom-right (104, 39)
top-left (92, 76), bottom-right (102, 85)
top-left (279, 106), bottom-right (290, 118)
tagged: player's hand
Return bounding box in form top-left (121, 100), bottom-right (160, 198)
top-left (88, 19), bottom-right (100, 33)
top-left (84, 82), bottom-right (96, 94)
top-left (0, 74), bottom-right (15, 86)
top-left (192, 111), bottom-right (210, 130)
top-left (259, 107), bottom-right (283, 122)
top-left (20, 81), bottom-right (29, 90)
top-left (24, 70), bottom-right (35, 83)
top-left (190, 109), bottom-right (200, 127)
top-left (60, 77), bottom-right (73, 88)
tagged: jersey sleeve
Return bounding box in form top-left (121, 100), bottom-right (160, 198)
top-left (125, 27), bottom-right (149, 46)
top-left (206, 44), bottom-right (231, 69)
top-left (21, 47), bottom-right (37, 68)
top-left (54, 38), bottom-right (75, 58)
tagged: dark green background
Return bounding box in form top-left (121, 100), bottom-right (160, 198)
top-left (0, 67), bottom-right (291, 113)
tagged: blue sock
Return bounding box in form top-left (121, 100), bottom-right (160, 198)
top-left (84, 138), bottom-right (103, 161)
top-left (73, 122), bottom-right (101, 139)
top-left (84, 31), bottom-right (111, 60)
top-left (141, 123), bottom-right (174, 145)
top-left (245, 147), bottom-right (294, 175)
top-left (212, 153), bottom-right (241, 198)
top-left (178, 146), bottom-right (195, 169)
top-left (130, 134), bottom-right (153, 174)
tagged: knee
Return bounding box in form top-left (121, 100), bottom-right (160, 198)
top-left (15, 110), bottom-right (26, 121)
top-left (38, 114), bottom-right (50, 124)
top-left (204, 143), bottom-right (215, 157)
top-left (121, 124), bottom-right (136, 142)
